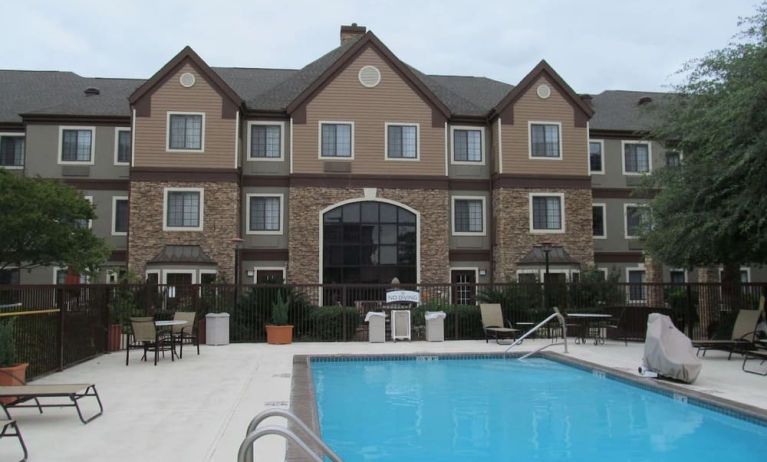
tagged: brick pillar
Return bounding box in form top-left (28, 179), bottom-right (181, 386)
top-left (644, 255), bottom-right (664, 307)
top-left (697, 267), bottom-right (719, 339)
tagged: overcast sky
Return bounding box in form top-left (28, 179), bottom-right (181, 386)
top-left (1, 1), bottom-right (759, 94)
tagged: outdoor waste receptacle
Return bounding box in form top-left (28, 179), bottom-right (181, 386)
top-left (425, 311), bottom-right (446, 342)
top-left (206, 313), bottom-right (230, 345)
top-left (365, 311), bottom-right (386, 343)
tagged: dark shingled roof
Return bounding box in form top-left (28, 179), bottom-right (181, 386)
top-left (590, 90), bottom-right (672, 132)
top-left (149, 245), bottom-right (216, 265)
top-left (425, 74), bottom-right (512, 115)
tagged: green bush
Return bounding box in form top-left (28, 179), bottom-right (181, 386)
top-left (0, 319), bottom-right (17, 367)
top-left (305, 306), bottom-right (359, 341)
top-left (271, 292), bottom-right (289, 325)
top-left (413, 300), bottom-right (484, 339)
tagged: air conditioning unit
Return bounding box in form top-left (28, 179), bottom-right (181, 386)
top-left (391, 310), bottom-right (411, 341)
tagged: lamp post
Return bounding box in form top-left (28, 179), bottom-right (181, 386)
top-left (538, 242), bottom-right (555, 309)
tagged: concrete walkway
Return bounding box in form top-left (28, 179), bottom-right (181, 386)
top-left (0, 339), bottom-right (764, 462)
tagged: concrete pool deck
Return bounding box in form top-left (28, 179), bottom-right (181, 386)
top-left (1, 339), bottom-right (765, 461)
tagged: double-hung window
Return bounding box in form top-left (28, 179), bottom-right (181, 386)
top-left (452, 127), bottom-right (483, 163)
top-left (320, 122), bottom-right (353, 158)
top-left (589, 140), bottom-right (603, 173)
top-left (665, 151), bottom-right (681, 168)
top-left (592, 204), bottom-right (606, 238)
top-left (164, 188), bottom-right (203, 231)
top-left (386, 124), bottom-right (418, 159)
top-left (112, 197), bottom-right (129, 235)
top-left (624, 204), bottom-right (647, 239)
top-left (670, 270), bottom-right (686, 284)
top-left (452, 197), bottom-right (485, 234)
top-left (530, 123), bottom-right (561, 158)
top-left (627, 268), bottom-right (646, 301)
top-left (623, 142), bottom-right (650, 174)
top-left (115, 129), bottom-right (131, 165)
top-left (249, 123), bottom-right (282, 159)
top-left (0, 134), bottom-right (24, 168)
top-left (530, 194), bottom-right (564, 232)
top-left (168, 113), bottom-right (204, 151)
top-left (247, 194), bottom-right (283, 234)
top-left (60, 128), bottom-right (94, 163)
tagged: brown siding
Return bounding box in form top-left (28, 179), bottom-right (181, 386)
top-left (292, 47), bottom-right (445, 175)
top-left (134, 63), bottom-right (236, 169)
top-left (501, 77), bottom-right (588, 176)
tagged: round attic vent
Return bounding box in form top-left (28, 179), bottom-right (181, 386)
top-left (536, 83), bottom-right (551, 99)
top-left (358, 65), bottom-right (381, 88)
top-left (179, 72), bottom-right (196, 88)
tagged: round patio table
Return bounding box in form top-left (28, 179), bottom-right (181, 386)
top-left (155, 320), bottom-right (188, 360)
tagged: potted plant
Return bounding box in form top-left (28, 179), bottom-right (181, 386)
top-left (0, 319), bottom-right (28, 402)
top-left (265, 292), bottom-right (293, 344)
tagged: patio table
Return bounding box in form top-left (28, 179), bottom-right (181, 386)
top-left (567, 313), bottom-right (612, 345)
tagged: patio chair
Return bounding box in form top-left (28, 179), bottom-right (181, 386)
top-left (172, 311), bottom-right (199, 358)
top-left (603, 307), bottom-right (628, 346)
top-left (126, 317), bottom-right (164, 366)
top-left (479, 304), bottom-right (519, 344)
top-left (692, 309), bottom-right (762, 359)
top-left (0, 417), bottom-right (27, 462)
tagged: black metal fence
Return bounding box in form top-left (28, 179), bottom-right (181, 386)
top-left (0, 281), bottom-right (764, 380)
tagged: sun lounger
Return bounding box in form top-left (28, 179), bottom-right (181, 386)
top-left (0, 418), bottom-right (27, 462)
top-left (692, 309), bottom-right (762, 359)
top-left (0, 384), bottom-right (103, 424)
top-left (479, 304), bottom-right (519, 344)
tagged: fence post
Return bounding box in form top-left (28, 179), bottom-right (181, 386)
top-left (58, 299), bottom-right (64, 371)
top-left (102, 286), bottom-right (111, 353)
top-left (686, 283), bottom-right (695, 339)
top-left (341, 288), bottom-right (348, 342)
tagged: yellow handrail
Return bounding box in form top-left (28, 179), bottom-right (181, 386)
top-left (0, 309), bottom-right (60, 318)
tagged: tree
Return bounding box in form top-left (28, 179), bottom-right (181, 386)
top-left (643, 5), bottom-right (767, 282)
top-left (0, 170), bottom-right (111, 275)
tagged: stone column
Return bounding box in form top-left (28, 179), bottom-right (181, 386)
top-left (697, 267), bottom-right (719, 339)
top-left (643, 255), bottom-right (664, 307)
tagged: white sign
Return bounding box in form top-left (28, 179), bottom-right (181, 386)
top-left (386, 290), bottom-right (420, 304)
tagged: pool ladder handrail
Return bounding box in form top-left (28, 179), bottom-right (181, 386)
top-left (238, 408), bottom-right (343, 462)
top-left (505, 307), bottom-right (568, 356)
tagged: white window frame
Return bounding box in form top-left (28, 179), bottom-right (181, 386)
top-left (384, 122), bottom-right (420, 161)
top-left (199, 269), bottom-right (218, 284)
top-left (318, 121), bottom-right (355, 160)
top-left (114, 127), bottom-right (131, 166)
top-left (669, 268), bottom-right (688, 283)
top-left (162, 269), bottom-right (197, 299)
top-left (718, 267), bottom-right (751, 283)
top-left (145, 269), bottom-right (161, 284)
top-left (246, 193), bottom-right (284, 235)
top-left (596, 267), bottom-right (609, 279)
top-left (53, 266), bottom-right (89, 284)
top-left (592, 202), bottom-right (607, 239)
top-left (111, 196), bottom-right (129, 236)
top-left (623, 203), bottom-right (644, 239)
top-left (588, 139), bottom-right (604, 174)
top-left (58, 126), bottom-right (95, 165)
top-left (0, 132), bottom-right (25, 169)
top-left (253, 266), bottom-right (287, 284)
top-left (449, 125), bottom-right (485, 165)
top-left (528, 121), bottom-right (563, 160)
top-left (246, 121), bottom-right (285, 161)
top-left (82, 196), bottom-right (93, 230)
top-left (516, 269), bottom-right (540, 283)
top-left (621, 140), bottom-right (652, 175)
top-left (450, 267), bottom-right (479, 305)
top-left (665, 149), bottom-right (683, 168)
top-left (529, 192), bottom-right (566, 234)
top-left (163, 187), bottom-right (204, 232)
top-left (626, 264), bottom-right (647, 302)
top-left (451, 195), bottom-right (487, 236)
top-left (166, 112), bottom-right (206, 153)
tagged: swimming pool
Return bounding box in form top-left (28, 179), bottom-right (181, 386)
top-left (309, 355), bottom-right (767, 461)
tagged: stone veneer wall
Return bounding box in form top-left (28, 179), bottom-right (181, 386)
top-left (493, 187), bottom-right (594, 282)
top-left (288, 187), bottom-right (449, 284)
top-left (128, 181), bottom-right (239, 282)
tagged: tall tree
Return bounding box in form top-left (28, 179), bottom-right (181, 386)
top-left (0, 170), bottom-right (111, 275)
top-left (643, 5), bottom-right (767, 281)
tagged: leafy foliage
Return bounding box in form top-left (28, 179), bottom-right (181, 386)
top-left (0, 319), bottom-right (17, 367)
top-left (0, 170), bottom-right (110, 274)
top-left (643, 5), bottom-right (767, 269)
top-left (306, 306), bottom-right (359, 341)
top-left (271, 292), bottom-right (290, 325)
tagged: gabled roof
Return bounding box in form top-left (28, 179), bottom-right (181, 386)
top-left (492, 59), bottom-right (594, 119)
top-left (128, 46), bottom-right (242, 106)
top-left (284, 32), bottom-right (452, 118)
top-left (590, 90), bottom-right (671, 132)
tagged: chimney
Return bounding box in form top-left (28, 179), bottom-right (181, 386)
top-left (340, 23), bottom-right (366, 45)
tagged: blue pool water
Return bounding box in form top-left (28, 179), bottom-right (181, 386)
top-left (311, 357), bottom-right (767, 461)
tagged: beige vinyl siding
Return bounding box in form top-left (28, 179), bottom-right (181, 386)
top-left (502, 77), bottom-right (588, 175)
top-left (134, 64), bottom-right (235, 168)
top-left (292, 47), bottom-right (444, 175)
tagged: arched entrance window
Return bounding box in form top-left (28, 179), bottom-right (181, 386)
top-left (323, 201), bottom-right (417, 284)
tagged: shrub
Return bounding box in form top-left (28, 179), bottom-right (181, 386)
top-left (271, 292), bottom-right (289, 325)
top-left (0, 319), bottom-right (17, 367)
top-left (305, 306), bottom-right (359, 341)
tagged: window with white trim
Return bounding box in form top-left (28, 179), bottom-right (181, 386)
top-left (589, 140), bottom-right (603, 173)
top-left (168, 114), bottom-right (203, 150)
top-left (250, 124), bottom-right (282, 159)
top-left (453, 198), bottom-right (484, 234)
top-left (670, 270), bottom-right (686, 284)
top-left (624, 142), bottom-right (650, 173)
top-left (531, 195), bottom-right (563, 231)
top-left (0, 135), bottom-right (24, 167)
top-left (530, 123), bottom-right (560, 158)
top-left (625, 205), bottom-right (647, 238)
top-left (320, 123), bottom-right (352, 158)
top-left (61, 129), bottom-right (93, 162)
top-left (166, 190), bottom-right (202, 229)
top-left (116, 129), bottom-right (131, 164)
top-left (665, 150), bottom-right (681, 168)
top-left (453, 128), bottom-right (482, 162)
top-left (387, 124), bottom-right (418, 159)
top-left (592, 204), bottom-right (606, 238)
top-left (628, 269), bottom-right (646, 301)
top-left (113, 197), bottom-right (129, 235)
top-left (75, 196), bottom-right (93, 229)
top-left (248, 195), bottom-right (282, 233)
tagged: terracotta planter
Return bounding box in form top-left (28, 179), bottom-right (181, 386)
top-left (0, 363), bottom-right (28, 404)
top-left (266, 325), bottom-right (293, 344)
top-left (107, 324), bottom-right (122, 352)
